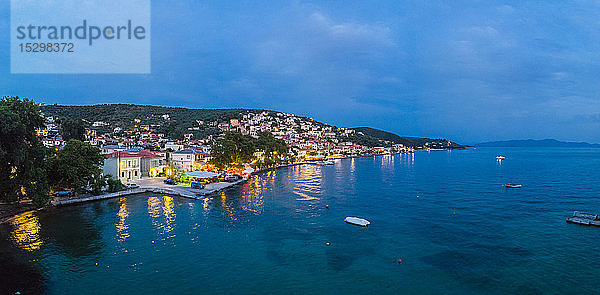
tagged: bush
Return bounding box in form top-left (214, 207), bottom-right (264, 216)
top-left (90, 174), bottom-right (107, 195)
top-left (106, 176), bottom-right (124, 193)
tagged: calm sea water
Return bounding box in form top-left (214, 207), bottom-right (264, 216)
top-left (1, 148), bottom-right (600, 294)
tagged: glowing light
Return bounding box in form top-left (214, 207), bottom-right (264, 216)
top-left (116, 197), bottom-right (130, 241)
top-left (10, 212), bottom-right (42, 251)
top-left (162, 196), bottom-right (176, 233)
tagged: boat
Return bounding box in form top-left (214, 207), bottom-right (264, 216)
top-left (344, 217), bottom-right (371, 227)
top-left (505, 184), bottom-right (522, 188)
top-left (323, 160), bottom-right (334, 165)
top-left (496, 155), bottom-right (505, 160)
top-left (566, 211), bottom-right (600, 227)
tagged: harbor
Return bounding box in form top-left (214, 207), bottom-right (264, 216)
top-left (51, 177), bottom-right (246, 206)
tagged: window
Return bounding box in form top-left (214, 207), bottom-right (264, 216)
top-left (134, 171), bottom-right (138, 177)
top-left (121, 172), bottom-right (125, 177)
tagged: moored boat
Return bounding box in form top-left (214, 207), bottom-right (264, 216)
top-left (505, 184), bottom-right (522, 188)
top-left (566, 211), bottom-right (600, 227)
top-left (496, 155), bottom-right (505, 160)
top-left (344, 217), bottom-right (371, 227)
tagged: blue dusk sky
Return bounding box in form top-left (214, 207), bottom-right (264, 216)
top-left (1, 1), bottom-right (600, 143)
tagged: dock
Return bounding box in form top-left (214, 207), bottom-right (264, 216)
top-left (52, 177), bottom-right (246, 206)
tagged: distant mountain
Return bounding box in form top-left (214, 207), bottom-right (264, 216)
top-left (352, 127), bottom-right (464, 149)
top-left (477, 139), bottom-right (600, 148)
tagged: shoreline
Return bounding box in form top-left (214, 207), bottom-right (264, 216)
top-left (0, 150), bottom-right (456, 223)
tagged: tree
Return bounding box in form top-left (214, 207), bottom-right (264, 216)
top-left (61, 117), bottom-right (86, 141)
top-left (90, 173), bottom-right (106, 195)
top-left (106, 175), bottom-right (124, 193)
top-left (46, 140), bottom-right (105, 193)
top-left (254, 132), bottom-right (289, 168)
top-left (209, 132), bottom-right (256, 169)
top-left (0, 96), bottom-right (49, 206)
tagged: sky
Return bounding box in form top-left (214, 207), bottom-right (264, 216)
top-left (1, 0), bottom-right (600, 144)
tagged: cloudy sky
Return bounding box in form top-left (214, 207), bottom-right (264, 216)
top-left (2, 1), bottom-right (600, 143)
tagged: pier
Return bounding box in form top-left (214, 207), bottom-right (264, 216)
top-left (51, 177), bottom-right (246, 206)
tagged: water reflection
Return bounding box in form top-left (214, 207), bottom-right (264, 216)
top-left (163, 196), bottom-right (176, 233)
top-left (146, 196), bottom-right (177, 237)
top-left (147, 196), bottom-right (161, 219)
top-left (239, 179), bottom-right (264, 214)
top-left (290, 164), bottom-right (322, 201)
top-left (10, 212), bottom-right (42, 251)
top-left (116, 197), bottom-right (130, 241)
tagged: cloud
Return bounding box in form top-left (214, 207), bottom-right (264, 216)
top-left (254, 11), bottom-right (396, 75)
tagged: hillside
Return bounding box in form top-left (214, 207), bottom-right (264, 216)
top-left (477, 139), bottom-right (600, 148)
top-left (40, 104), bottom-right (462, 149)
top-left (352, 127), bottom-right (465, 149)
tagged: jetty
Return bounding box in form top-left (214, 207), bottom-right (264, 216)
top-left (52, 177), bottom-right (245, 206)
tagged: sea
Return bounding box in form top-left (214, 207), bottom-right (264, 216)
top-left (1, 147), bottom-right (599, 294)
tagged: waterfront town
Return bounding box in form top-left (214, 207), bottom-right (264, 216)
top-left (37, 108), bottom-right (415, 185)
top-left (2, 98), bottom-right (464, 213)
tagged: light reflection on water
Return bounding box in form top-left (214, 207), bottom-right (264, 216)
top-left (163, 196), bottom-right (176, 235)
top-left (290, 164), bottom-right (322, 201)
top-left (9, 212), bottom-right (42, 251)
top-left (2, 149), bottom-right (599, 295)
top-left (116, 197), bottom-right (130, 242)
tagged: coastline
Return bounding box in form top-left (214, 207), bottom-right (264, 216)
top-left (0, 150), bottom-right (450, 224)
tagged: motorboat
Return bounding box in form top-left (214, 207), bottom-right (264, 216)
top-left (344, 217), bottom-right (371, 227)
top-left (566, 211), bottom-right (600, 227)
top-left (496, 155), bottom-right (506, 160)
top-left (505, 184), bottom-right (522, 188)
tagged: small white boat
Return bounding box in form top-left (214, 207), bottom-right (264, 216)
top-left (567, 211), bottom-right (600, 227)
top-left (505, 184), bottom-right (522, 188)
top-left (496, 155), bottom-right (505, 160)
top-left (344, 217), bottom-right (370, 227)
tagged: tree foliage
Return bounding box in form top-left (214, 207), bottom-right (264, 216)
top-left (209, 132), bottom-right (256, 169)
top-left (209, 131), bottom-right (289, 170)
top-left (0, 96), bottom-right (49, 205)
top-left (253, 132), bottom-right (289, 168)
top-left (61, 117), bottom-right (86, 141)
top-left (46, 140), bottom-right (105, 193)
top-left (106, 175), bottom-right (124, 193)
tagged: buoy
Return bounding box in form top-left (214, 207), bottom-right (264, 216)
top-left (151, 240), bottom-right (154, 244)
top-left (326, 242), bottom-right (331, 246)
top-left (95, 262), bottom-right (98, 266)
top-left (325, 205), bottom-right (329, 209)
top-left (416, 195), bottom-right (419, 199)
top-left (398, 258), bottom-right (402, 263)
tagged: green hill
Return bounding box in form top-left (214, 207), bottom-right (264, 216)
top-left (40, 104), bottom-right (462, 149)
top-left (352, 127), bottom-right (464, 149)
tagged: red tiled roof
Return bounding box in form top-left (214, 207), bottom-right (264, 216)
top-left (131, 150), bottom-right (162, 159)
top-left (106, 152), bottom-right (141, 158)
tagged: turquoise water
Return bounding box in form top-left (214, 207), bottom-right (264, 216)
top-left (1, 148), bottom-right (600, 294)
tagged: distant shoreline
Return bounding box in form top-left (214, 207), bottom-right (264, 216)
top-left (476, 139), bottom-right (600, 148)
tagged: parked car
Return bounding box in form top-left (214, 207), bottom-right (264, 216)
top-left (164, 179), bottom-right (176, 185)
top-left (190, 182), bottom-right (204, 189)
top-left (54, 189), bottom-right (73, 197)
top-left (225, 175), bottom-right (242, 182)
top-left (127, 183), bottom-right (140, 189)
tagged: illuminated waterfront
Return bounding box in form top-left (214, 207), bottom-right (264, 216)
top-left (1, 148), bottom-right (600, 294)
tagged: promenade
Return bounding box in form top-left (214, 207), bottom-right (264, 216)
top-left (51, 177), bottom-right (245, 206)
